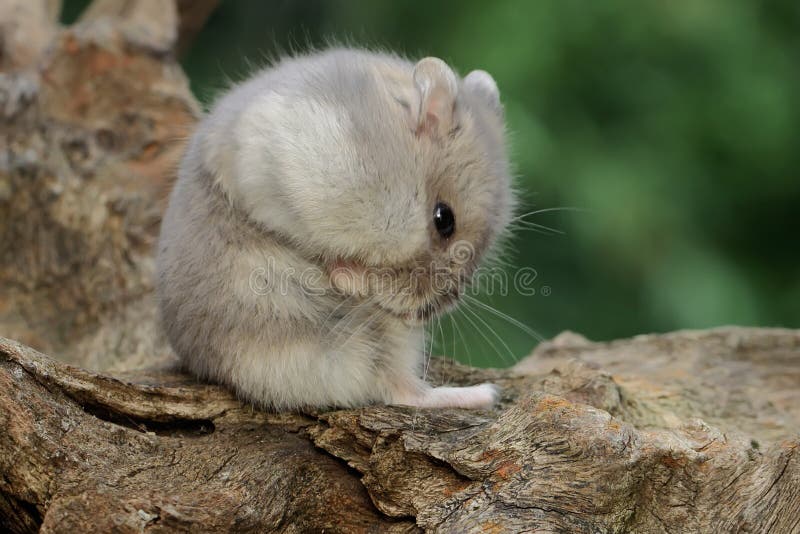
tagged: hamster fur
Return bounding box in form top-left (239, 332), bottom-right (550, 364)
top-left (156, 48), bottom-right (514, 410)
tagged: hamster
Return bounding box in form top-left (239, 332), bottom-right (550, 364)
top-left (156, 48), bottom-right (514, 410)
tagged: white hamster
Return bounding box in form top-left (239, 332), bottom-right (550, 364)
top-left (156, 48), bottom-right (515, 410)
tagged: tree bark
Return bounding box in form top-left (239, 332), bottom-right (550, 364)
top-left (1, 328), bottom-right (799, 533)
top-left (0, 0), bottom-right (198, 370)
top-left (1, 2), bottom-right (798, 532)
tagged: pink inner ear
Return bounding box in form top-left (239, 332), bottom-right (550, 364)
top-left (413, 58), bottom-right (458, 137)
top-left (417, 88), bottom-right (456, 137)
top-left (416, 111), bottom-right (440, 136)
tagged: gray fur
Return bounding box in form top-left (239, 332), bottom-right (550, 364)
top-left (156, 48), bottom-right (514, 410)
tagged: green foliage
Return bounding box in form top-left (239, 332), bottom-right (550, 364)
top-left (72, 1), bottom-right (800, 366)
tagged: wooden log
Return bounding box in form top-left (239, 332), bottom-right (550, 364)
top-left (1, 328), bottom-right (799, 532)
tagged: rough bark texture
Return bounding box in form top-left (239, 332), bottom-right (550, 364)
top-left (0, 0), bottom-right (197, 370)
top-left (1, 2), bottom-right (799, 533)
top-left (1, 328), bottom-right (799, 533)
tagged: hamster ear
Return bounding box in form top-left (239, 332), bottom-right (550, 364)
top-left (413, 57), bottom-right (458, 137)
top-left (464, 70), bottom-right (501, 115)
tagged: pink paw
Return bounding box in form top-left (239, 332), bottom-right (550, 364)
top-left (392, 383), bottom-right (501, 409)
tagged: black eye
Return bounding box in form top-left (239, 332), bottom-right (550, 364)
top-left (433, 202), bottom-right (455, 238)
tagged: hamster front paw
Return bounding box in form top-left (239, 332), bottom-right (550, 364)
top-left (392, 383), bottom-right (501, 409)
top-left (447, 383), bottom-right (501, 409)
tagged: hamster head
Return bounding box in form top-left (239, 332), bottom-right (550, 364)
top-left (215, 50), bottom-right (514, 322)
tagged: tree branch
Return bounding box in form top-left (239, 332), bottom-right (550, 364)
top-left (1, 328), bottom-right (799, 532)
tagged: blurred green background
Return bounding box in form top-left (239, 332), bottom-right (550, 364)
top-left (66, 1), bottom-right (800, 367)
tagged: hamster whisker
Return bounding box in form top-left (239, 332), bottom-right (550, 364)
top-left (434, 315), bottom-right (458, 383)
top-left (427, 316), bottom-right (444, 358)
top-left (448, 312), bottom-right (473, 369)
top-left (509, 220), bottom-right (565, 235)
top-left (510, 206), bottom-right (589, 223)
top-left (450, 314), bottom-right (458, 368)
top-left (421, 323), bottom-right (433, 386)
top-left (323, 305), bottom-right (360, 342)
top-left (320, 294), bottom-right (358, 333)
top-left (462, 295), bottom-right (545, 342)
top-left (460, 301), bottom-right (516, 365)
top-left (326, 296), bottom-right (376, 342)
top-left (416, 321), bottom-right (435, 430)
top-left (336, 306), bottom-right (389, 351)
top-left (338, 301), bottom-right (385, 342)
top-left (435, 315), bottom-right (446, 357)
top-left (435, 316), bottom-right (452, 384)
top-left (457, 301), bottom-right (509, 366)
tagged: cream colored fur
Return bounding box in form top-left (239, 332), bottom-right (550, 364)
top-left (156, 48), bottom-right (513, 410)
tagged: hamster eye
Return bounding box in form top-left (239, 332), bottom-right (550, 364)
top-left (433, 202), bottom-right (455, 238)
